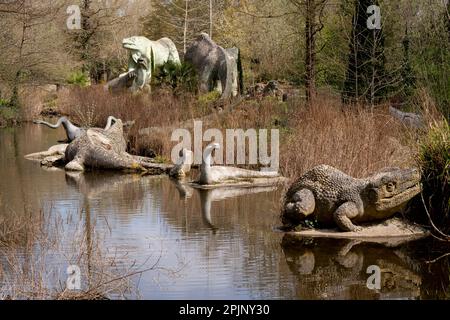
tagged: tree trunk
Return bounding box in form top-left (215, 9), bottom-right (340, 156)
top-left (209, 0), bottom-right (213, 38)
top-left (305, 0), bottom-right (316, 103)
top-left (183, 0), bottom-right (189, 54)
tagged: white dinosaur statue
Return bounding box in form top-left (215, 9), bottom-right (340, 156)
top-left (197, 142), bottom-right (280, 185)
top-left (121, 36), bottom-right (181, 92)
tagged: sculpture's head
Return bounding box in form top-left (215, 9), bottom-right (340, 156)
top-left (202, 143), bottom-right (221, 166)
top-left (122, 36), bottom-right (151, 64)
top-left (205, 142), bottom-right (220, 154)
top-left (363, 167), bottom-right (421, 214)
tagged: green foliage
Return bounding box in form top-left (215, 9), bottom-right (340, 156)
top-left (67, 71), bottom-right (90, 87)
top-left (198, 91), bottom-right (221, 105)
top-left (153, 61), bottom-right (198, 95)
top-left (342, 0), bottom-right (389, 105)
top-left (0, 106), bottom-right (19, 127)
top-left (417, 120), bottom-right (450, 229)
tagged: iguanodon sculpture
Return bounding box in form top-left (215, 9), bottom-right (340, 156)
top-left (281, 165), bottom-right (421, 232)
top-left (121, 36), bottom-right (180, 92)
top-left (197, 143), bottom-right (279, 185)
top-left (185, 33), bottom-right (242, 100)
top-left (33, 116), bottom-right (122, 142)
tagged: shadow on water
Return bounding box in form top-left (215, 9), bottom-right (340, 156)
top-left (2, 123), bottom-right (450, 299)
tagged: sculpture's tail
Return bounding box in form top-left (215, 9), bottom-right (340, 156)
top-left (215, 166), bottom-right (279, 179)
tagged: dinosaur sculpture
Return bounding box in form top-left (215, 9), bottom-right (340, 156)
top-left (281, 165), bottom-right (421, 232)
top-left (389, 106), bottom-right (424, 129)
top-left (196, 143), bottom-right (280, 185)
top-left (33, 117), bottom-right (84, 142)
top-left (169, 148), bottom-right (193, 179)
top-left (33, 116), bottom-right (122, 142)
top-left (121, 36), bottom-right (180, 92)
top-left (64, 118), bottom-right (171, 173)
top-left (185, 33), bottom-right (242, 100)
top-left (24, 143), bottom-right (68, 166)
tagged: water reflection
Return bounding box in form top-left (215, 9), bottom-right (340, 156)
top-left (2, 124), bottom-right (450, 299)
top-left (281, 235), bottom-right (448, 299)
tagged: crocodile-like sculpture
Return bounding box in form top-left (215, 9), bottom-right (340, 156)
top-left (64, 118), bottom-right (171, 173)
top-left (281, 165), bottom-right (421, 232)
top-left (197, 143), bottom-right (279, 185)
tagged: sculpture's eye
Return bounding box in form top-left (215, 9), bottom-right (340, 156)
top-left (386, 182), bottom-right (396, 193)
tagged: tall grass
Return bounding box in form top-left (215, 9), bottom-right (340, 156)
top-left (415, 118), bottom-right (450, 231)
top-left (0, 206), bottom-right (168, 300)
top-left (55, 87), bottom-right (415, 180)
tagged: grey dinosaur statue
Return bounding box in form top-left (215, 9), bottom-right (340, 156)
top-left (104, 69), bottom-right (138, 93)
top-left (281, 165), bottom-right (421, 232)
top-left (121, 36), bottom-right (180, 92)
top-left (197, 143), bottom-right (279, 185)
top-left (33, 116), bottom-right (123, 142)
top-left (185, 33), bottom-right (242, 100)
top-left (33, 117), bottom-right (84, 142)
top-left (64, 118), bottom-right (171, 173)
top-left (24, 143), bottom-right (68, 166)
top-left (389, 106), bottom-right (424, 129)
top-left (169, 148), bottom-right (194, 179)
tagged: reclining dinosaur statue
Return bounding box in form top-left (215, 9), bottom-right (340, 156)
top-left (27, 117), bottom-right (171, 174)
top-left (185, 33), bottom-right (242, 100)
top-left (64, 118), bottom-right (171, 173)
top-left (33, 116), bottom-right (126, 142)
top-left (195, 142), bottom-right (281, 185)
top-left (281, 165), bottom-right (421, 232)
top-left (110, 36), bottom-right (181, 93)
top-left (389, 106), bottom-right (424, 129)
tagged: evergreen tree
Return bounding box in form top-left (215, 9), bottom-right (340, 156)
top-left (400, 26), bottom-right (415, 100)
top-left (342, 0), bottom-right (388, 106)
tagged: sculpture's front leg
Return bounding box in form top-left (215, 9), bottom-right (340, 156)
top-left (333, 202), bottom-right (362, 232)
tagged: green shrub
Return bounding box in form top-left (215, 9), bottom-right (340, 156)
top-left (152, 61), bottom-right (198, 95)
top-left (414, 119), bottom-right (450, 230)
top-left (198, 90), bottom-right (221, 105)
top-left (0, 106), bottom-right (19, 127)
top-left (67, 71), bottom-right (90, 87)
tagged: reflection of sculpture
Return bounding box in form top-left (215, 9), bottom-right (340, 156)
top-left (198, 185), bottom-right (278, 231)
top-left (281, 235), bottom-right (423, 299)
top-left (123, 36), bottom-right (180, 92)
top-left (196, 143), bottom-right (280, 185)
top-left (185, 33), bottom-right (241, 100)
top-left (170, 178), bottom-right (277, 231)
top-left (65, 171), bottom-right (144, 199)
top-left (282, 165), bottom-right (421, 232)
top-left (64, 118), bottom-right (172, 173)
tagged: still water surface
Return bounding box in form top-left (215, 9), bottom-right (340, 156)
top-left (1, 124), bottom-right (449, 299)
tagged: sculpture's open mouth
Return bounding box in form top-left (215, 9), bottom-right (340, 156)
top-left (376, 183), bottom-right (421, 210)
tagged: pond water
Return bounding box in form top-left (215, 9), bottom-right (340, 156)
top-left (1, 123), bottom-right (450, 299)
